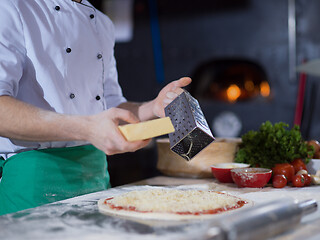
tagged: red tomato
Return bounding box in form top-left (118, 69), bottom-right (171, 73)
top-left (272, 174), bottom-right (287, 188)
top-left (272, 163), bottom-right (295, 182)
top-left (302, 173), bottom-right (311, 186)
top-left (292, 174), bottom-right (305, 187)
top-left (291, 159), bottom-right (307, 174)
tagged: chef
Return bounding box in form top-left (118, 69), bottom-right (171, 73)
top-left (0, 0), bottom-right (191, 215)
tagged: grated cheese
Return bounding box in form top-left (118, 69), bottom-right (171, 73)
top-left (107, 189), bottom-right (240, 213)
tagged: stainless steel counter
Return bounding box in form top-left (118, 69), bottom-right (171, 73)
top-left (1, 176), bottom-right (320, 240)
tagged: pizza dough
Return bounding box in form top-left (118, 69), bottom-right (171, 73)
top-left (98, 188), bottom-right (249, 221)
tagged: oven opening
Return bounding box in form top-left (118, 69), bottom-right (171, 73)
top-left (189, 58), bottom-right (271, 103)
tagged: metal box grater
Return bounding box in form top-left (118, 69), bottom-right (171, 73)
top-left (164, 90), bottom-right (215, 161)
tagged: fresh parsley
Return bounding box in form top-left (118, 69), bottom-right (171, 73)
top-left (235, 121), bottom-right (314, 169)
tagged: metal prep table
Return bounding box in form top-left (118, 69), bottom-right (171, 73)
top-left (1, 176), bottom-right (320, 240)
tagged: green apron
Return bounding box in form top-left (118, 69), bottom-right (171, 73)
top-left (0, 144), bottom-right (110, 216)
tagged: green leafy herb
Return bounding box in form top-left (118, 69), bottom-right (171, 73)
top-left (235, 121), bottom-right (314, 169)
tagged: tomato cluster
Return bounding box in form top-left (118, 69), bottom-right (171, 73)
top-left (271, 159), bottom-right (311, 188)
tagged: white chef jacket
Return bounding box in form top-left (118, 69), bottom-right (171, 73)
top-left (0, 0), bottom-right (127, 158)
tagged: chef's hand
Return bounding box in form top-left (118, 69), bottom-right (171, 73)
top-left (152, 77), bottom-right (192, 118)
top-left (87, 108), bottom-right (150, 155)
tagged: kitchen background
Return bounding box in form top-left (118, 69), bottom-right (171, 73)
top-left (90, 0), bottom-right (320, 186)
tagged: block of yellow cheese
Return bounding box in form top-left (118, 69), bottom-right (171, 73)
top-left (118, 117), bottom-right (175, 141)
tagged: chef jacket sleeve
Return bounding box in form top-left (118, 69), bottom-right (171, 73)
top-left (0, 1), bottom-right (26, 98)
top-left (103, 52), bottom-right (127, 109)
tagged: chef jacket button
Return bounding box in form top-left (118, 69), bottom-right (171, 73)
top-left (97, 54), bottom-right (102, 59)
top-left (90, 14), bottom-right (95, 19)
top-left (95, 95), bottom-right (101, 101)
top-left (55, 6), bottom-right (60, 11)
top-left (66, 48), bottom-right (72, 53)
top-left (69, 93), bottom-right (75, 99)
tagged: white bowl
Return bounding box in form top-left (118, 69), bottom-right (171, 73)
top-left (307, 159), bottom-right (320, 175)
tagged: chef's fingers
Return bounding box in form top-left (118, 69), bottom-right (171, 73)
top-left (108, 138), bottom-right (151, 155)
top-left (105, 126), bottom-right (151, 155)
top-left (163, 98), bottom-right (173, 104)
top-left (124, 139), bottom-right (151, 153)
top-left (171, 77), bottom-right (192, 92)
top-left (110, 107), bottom-right (140, 124)
top-left (152, 77), bottom-right (192, 118)
top-left (166, 91), bottom-right (179, 100)
top-left (163, 78), bottom-right (191, 104)
top-left (108, 108), bottom-right (152, 151)
top-left (162, 92), bottom-right (177, 108)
